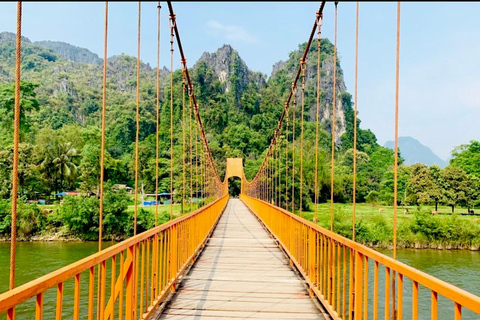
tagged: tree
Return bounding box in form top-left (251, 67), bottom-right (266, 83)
top-left (467, 175), bottom-right (480, 209)
top-left (429, 165), bottom-right (444, 211)
top-left (442, 166), bottom-right (469, 213)
top-left (450, 140), bottom-right (480, 178)
top-left (378, 166), bottom-right (411, 206)
top-left (0, 143), bottom-right (45, 199)
top-left (0, 81), bottom-right (40, 139)
top-left (40, 140), bottom-right (79, 193)
top-left (407, 164), bottom-right (433, 207)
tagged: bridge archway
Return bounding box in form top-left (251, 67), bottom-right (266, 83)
top-left (225, 158), bottom-right (245, 195)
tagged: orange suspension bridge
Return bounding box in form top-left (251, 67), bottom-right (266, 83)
top-left (1, 2), bottom-right (480, 320)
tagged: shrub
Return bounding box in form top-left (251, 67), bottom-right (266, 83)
top-left (366, 190), bottom-right (379, 204)
top-left (59, 185), bottom-right (131, 239)
top-left (355, 215), bottom-right (392, 246)
top-left (59, 196), bottom-right (99, 239)
top-left (0, 199), bottom-right (46, 237)
top-left (18, 202), bottom-right (46, 237)
top-left (103, 188), bottom-right (129, 237)
top-left (135, 208), bottom-right (155, 234)
top-left (0, 199), bottom-right (11, 235)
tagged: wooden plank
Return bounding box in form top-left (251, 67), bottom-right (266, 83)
top-left (158, 309), bottom-right (321, 319)
top-left (154, 199), bottom-right (325, 320)
top-left (167, 299), bottom-right (320, 313)
top-left (164, 291), bottom-right (311, 301)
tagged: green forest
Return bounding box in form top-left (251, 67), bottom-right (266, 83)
top-left (0, 32), bottom-right (479, 245)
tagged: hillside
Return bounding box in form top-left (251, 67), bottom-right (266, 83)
top-left (0, 31), bottom-right (396, 207)
top-left (1, 32), bottom-right (478, 243)
top-left (384, 137), bottom-right (447, 168)
top-left (35, 40), bottom-right (103, 65)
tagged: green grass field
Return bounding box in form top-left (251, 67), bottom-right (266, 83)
top-left (302, 202), bottom-right (476, 227)
top-left (296, 203), bottom-right (480, 249)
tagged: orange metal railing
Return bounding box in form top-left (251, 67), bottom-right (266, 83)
top-left (240, 194), bottom-right (480, 320)
top-left (0, 194), bottom-right (228, 320)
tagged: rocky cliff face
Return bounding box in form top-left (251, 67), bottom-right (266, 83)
top-left (35, 40), bottom-right (102, 65)
top-left (194, 44), bottom-right (266, 94)
top-left (270, 39), bottom-right (348, 145)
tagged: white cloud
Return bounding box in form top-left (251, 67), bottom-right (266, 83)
top-left (206, 20), bottom-right (257, 44)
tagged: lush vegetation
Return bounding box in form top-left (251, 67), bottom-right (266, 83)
top-left (0, 32), bottom-right (478, 244)
top-left (302, 203), bottom-right (480, 249)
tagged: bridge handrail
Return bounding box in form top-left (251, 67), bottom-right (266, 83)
top-left (0, 194), bottom-right (229, 318)
top-left (241, 194), bottom-right (480, 319)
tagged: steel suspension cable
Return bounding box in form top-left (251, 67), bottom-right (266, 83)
top-left (169, 12), bottom-right (175, 220)
top-left (155, 1), bottom-right (161, 226)
top-left (133, 2), bottom-right (141, 235)
top-left (202, 145), bottom-right (206, 201)
top-left (266, 150), bottom-right (271, 202)
top-left (314, 12), bottom-right (322, 223)
top-left (300, 60), bottom-right (306, 217)
top-left (276, 138), bottom-right (278, 205)
top-left (392, 4), bottom-right (401, 319)
top-left (131, 6), bottom-right (141, 318)
top-left (182, 63), bottom-right (186, 215)
top-left (264, 167), bottom-right (267, 202)
top-left (277, 137), bottom-right (281, 206)
top-left (267, 153), bottom-right (270, 203)
top-left (9, 1), bottom-right (22, 292)
top-left (200, 133), bottom-right (203, 204)
top-left (393, 1), bottom-right (401, 261)
top-left (330, 1), bottom-right (338, 232)
top-left (291, 86), bottom-right (296, 212)
top-left (274, 143), bottom-right (277, 204)
top-left (271, 149), bottom-right (274, 203)
top-left (276, 141), bottom-right (278, 205)
top-left (352, 2), bottom-right (359, 241)
top-left (270, 156), bottom-right (272, 203)
top-left (98, 1), bottom-right (108, 251)
top-left (189, 89), bottom-right (193, 212)
top-left (270, 149), bottom-right (273, 204)
top-left (195, 106), bottom-right (199, 208)
top-left (285, 107), bottom-right (289, 211)
top-left (349, 3), bottom-right (359, 318)
top-left (96, 3), bottom-right (108, 318)
top-left (272, 145), bottom-right (275, 205)
top-left (269, 149), bottom-right (275, 203)
top-left (275, 141), bottom-right (277, 205)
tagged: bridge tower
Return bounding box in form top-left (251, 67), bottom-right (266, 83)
top-left (225, 158), bottom-right (244, 194)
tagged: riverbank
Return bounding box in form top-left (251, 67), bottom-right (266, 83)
top-left (4, 236), bottom-right (479, 250)
top-left (2, 202), bottom-right (480, 250)
top-left (0, 231), bottom-right (126, 242)
top-left (299, 202), bottom-right (480, 251)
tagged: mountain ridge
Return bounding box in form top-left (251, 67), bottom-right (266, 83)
top-left (34, 40), bottom-right (103, 65)
top-left (384, 136), bottom-right (447, 168)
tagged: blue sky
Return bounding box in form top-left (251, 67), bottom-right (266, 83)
top-left (0, 2), bottom-right (479, 160)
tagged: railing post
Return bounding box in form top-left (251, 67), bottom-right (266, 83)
top-left (126, 246), bottom-right (135, 320)
top-left (354, 250), bottom-right (363, 320)
top-left (170, 225), bottom-right (178, 292)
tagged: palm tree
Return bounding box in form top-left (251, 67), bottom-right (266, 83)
top-left (40, 141), bottom-right (79, 194)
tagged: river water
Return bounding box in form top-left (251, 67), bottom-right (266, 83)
top-left (0, 243), bottom-right (479, 319)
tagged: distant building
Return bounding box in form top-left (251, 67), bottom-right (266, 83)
top-left (116, 184), bottom-right (133, 194)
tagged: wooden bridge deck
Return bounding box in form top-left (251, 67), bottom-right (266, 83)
top-left (155, 199), bottom-right (326, 319)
